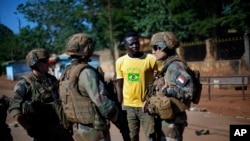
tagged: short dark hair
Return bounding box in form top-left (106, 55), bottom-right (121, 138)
top-left (123, 31), bottom-right (139, 41)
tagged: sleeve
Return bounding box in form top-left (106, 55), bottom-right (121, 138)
top-left (164, 62), bottom-right (193, 100)
top-left (115, 58), bottom-right (123, 79)
top-left (8, 79), bottom-right (30, 117)
top-left (78, 68), bottom-right (117, 119)
top-left (151, 57), bottom-right (159, 73)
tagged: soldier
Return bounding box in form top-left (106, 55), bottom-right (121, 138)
top-left (60, 33), bottom-right (120, 141)
top-left (8, 48), bottom-right (74, 141)
top-left (0, 95), bottom-right (12, 141)
top-left (148, 32), bottom-right (194, 141)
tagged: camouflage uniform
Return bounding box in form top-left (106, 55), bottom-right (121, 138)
top-left (160, 56), bottom-right (192, 141)
top-left (62, 33), bottom-right (119, 141)
top-left (8, 48), bottom-right (74, 141)
top-left (150, 32), bottom-right (194, 141)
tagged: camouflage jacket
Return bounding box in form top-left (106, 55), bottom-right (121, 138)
top-left (162, 55), bottom-right (194, 105)
top-left (8, 72), bottom-right (61, 127)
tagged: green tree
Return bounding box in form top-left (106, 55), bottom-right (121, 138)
top-left (0, 24), bottom-right (17, 61)
top-left (219, 0), bottom-right (250, 34)
top-left (16, 26), bottom-right (50, 59)
top-left (17, 0), bottom-right (90, 53)
top-left (15, 0), bottom-right (250, 52)
top-left (129, 0), bottom-right (249, 41)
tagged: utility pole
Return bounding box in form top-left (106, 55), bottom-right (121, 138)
top-left (108, 0), bottom-right (116, 79)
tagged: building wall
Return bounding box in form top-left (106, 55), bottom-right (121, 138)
top-left (5, 61), bottom-right (31, 80)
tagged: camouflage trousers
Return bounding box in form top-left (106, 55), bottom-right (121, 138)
top-left (156, 112), bottom-right (187, 141)
top-left (73, 124), bottom-right (111, 141)
top-left (123, 106), bottom-right (156, 141)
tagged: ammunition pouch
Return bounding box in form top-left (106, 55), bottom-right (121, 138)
top-left (146, 95), bottom-right (174, 120)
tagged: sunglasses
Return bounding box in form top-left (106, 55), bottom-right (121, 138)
top-left (152, 45), bottom-right (161, 51)
top-left (40, 59), bottom-right (49, 63)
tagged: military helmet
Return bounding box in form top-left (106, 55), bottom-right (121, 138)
top-left (26, 48), bottom-right (50, 67)
top-left (150, 32), bottom-right (179, 50)
top-left (65, 33), bottom-right (95, 57)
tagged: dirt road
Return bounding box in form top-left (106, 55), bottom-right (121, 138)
top-left (6, 110), bottom-right (250, 141)
top-left (1, 75), bottom-right (250, 141)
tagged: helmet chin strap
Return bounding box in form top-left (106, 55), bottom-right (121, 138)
top-left (84, 44), bottom-right (94, 60)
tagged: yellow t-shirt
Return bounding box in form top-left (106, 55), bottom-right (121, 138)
top-left (116, 53), bottom-right (158, 107)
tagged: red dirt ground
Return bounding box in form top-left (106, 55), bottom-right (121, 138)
top-left (192, 85), bottom-right (250, 118)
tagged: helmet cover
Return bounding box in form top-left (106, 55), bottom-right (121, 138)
top-left (26, 48), bottom-right (49, 66)
top-left (150, 32), bottom-right (179, 50)
top-left (65, 33), bottom-right (95, 57)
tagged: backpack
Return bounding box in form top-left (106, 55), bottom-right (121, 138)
top-left (185, 66), bottom-right (202, 104)
top-left (161, 57), bottom-right (202, 104)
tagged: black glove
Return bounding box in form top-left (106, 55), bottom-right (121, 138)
top-left (162, 87), bottom-right (171, 97)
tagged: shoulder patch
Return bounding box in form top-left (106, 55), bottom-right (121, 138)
top-left (176, 74), bottom-right (189, 86)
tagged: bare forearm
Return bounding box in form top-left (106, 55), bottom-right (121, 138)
top-left (116, 79), bottom-right (124, 104)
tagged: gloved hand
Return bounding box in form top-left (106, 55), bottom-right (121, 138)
top-left (162, 87), bottom-right (171, 97)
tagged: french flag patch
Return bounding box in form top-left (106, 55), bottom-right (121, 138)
top-left (177, 75), bottom-right (185, 84)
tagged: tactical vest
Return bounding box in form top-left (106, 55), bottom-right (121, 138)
top-left (21, 73), bottom-right (64, 128)
top-left (144, 57), bottom-right (189, 119)
top-left (22, 74), bottom-right (56, 103)
top-left (59, 63), bottom-right (95, 124)
top-left (145, 74), bottom-right (187, 119)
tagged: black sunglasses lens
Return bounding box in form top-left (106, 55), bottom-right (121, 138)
top-left (153, 46), bottom-right (159, 51)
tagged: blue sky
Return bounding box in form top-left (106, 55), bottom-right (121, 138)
top-left (0, 0), bottom-right (35, 34)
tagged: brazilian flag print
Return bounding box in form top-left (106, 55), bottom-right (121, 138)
top-left (128, 73), bottom-right (140, 82)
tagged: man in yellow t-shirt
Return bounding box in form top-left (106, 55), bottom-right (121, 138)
top-left (116, 32), bottom-right (159, 141)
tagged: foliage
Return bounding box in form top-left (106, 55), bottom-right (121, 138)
top-left (219, 0), bottom-right (250, 33)
top-left (0, 24), bottom-right (16, 61)
top-left (16, 0), bottom-right (90, 52)
top-left (0, 0), bottom-right (249, 62)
